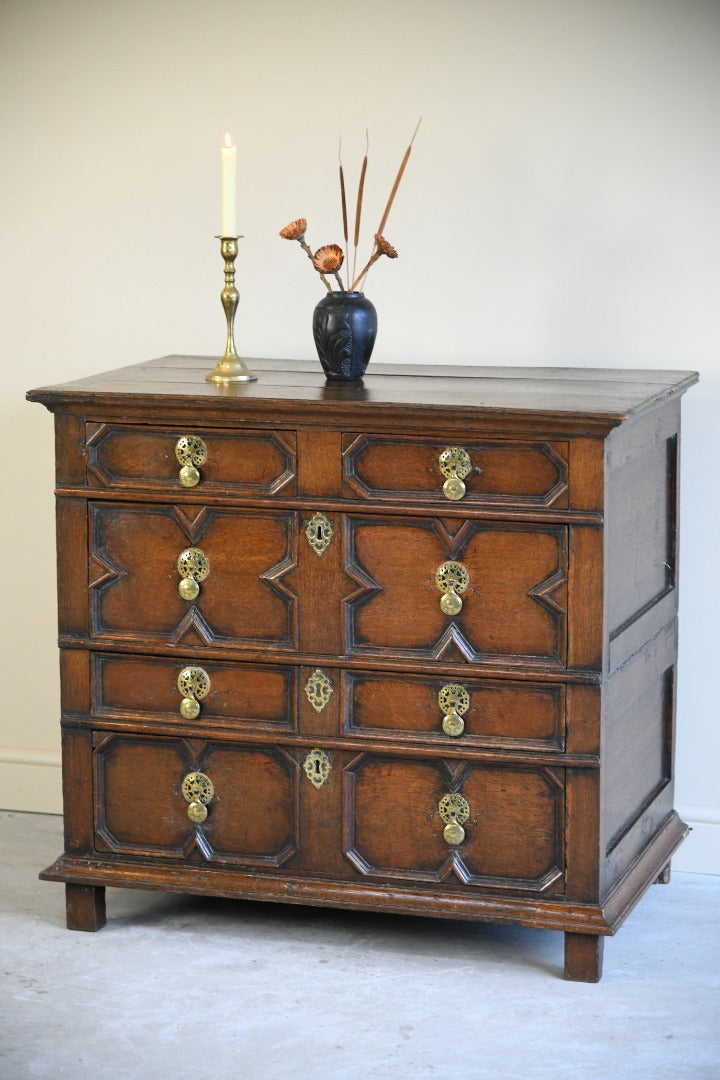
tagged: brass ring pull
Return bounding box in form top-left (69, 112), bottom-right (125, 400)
top-left (438, 684), bottom-right (470, 737)
top-left (177, 548), bottom-right (210, 601)
top-left (439, 792), bottom-right (470, 846)
top-left (435, 561), bottom-right (469, 616)
top-left (439, 446), bottom-right (472, 501)
top-left (175, 435), bottom-right (207, 488)
top-left (181, 771), bottom-right (214, 823)
top-left (177, 666), bottom-right (211, 720)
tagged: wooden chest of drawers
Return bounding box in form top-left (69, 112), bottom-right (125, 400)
top-left (28, 356), bottom-right (697, 981)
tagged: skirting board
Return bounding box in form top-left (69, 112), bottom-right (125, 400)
top-left (1, 756), bottom-right (718, 875)
top-left (672, 807), bottom-right (720, 877)
top-left (0, 750), bottom-right (62, 815)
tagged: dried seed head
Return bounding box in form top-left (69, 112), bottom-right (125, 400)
top-left (312, 244), bottom-right (345, 273)
top-left (375, 234), bottom-right (398, 259)
top-left (279, 218), bottom-right (308, 240)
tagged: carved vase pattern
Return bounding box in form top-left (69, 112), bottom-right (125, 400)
top-left (312, 291), bottom-right (377, 381)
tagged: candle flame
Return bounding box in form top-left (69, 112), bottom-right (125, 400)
top-left (224, 132), bottom-right (233, 148)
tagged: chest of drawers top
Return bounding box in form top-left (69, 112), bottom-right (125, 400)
top-left (28, 354), bottom-right (697, 431)
top-left (28, 356), bottom-right (698, 522)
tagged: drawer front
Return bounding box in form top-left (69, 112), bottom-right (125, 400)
top-left (86, 423), bottom-right (296, 495)
top-left (342, 435), bottom-right (569, 508)
top-left (344, 754), bottom-right (565, 892)
top-left (89, 502), bottom-right (297, 650)
top-left (93, 733), bottom-right (300, 867)
top-left (344, 516), bottom-right (568, 667)
top-left (344, 671), bottom-right (565, 750)
top-left (91, 653), bottom-right (297, 732)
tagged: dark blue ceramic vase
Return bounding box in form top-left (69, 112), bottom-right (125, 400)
top-left (312, 291), bottom-right (377, 381)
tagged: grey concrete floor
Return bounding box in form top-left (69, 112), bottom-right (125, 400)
top-left (1, 811), bottom-right (718, 1080)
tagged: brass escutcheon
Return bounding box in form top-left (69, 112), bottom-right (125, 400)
top-left (177, 547), bottom-right (210, 601)
top-left (438, 792), bottom-right (470, 846)
top-left (305, 511), bottom-right (334, 556)
top-left (177, 666), bottom-right (211, 720)
top-left (438, 683), bottom-right (470, 737)
top-left (305, 669), bottom-right (334, 714)
top-left (303, 748), bottom-right (331, 790)
top-left (181, 771), bottom-right (214, 824)
top-left (435, 561), bottom-right (469, 616)
top-left (439, 446), bottom-right (472, 502)
top-left (175, 435), bottom-right (207, 488)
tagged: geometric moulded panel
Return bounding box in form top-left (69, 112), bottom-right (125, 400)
top-left (89, 503), bottom-right (298, 651)
top-left (93, 734), bottom-right (299, 868)
top-left (343, 754), bottom-right (564, 893)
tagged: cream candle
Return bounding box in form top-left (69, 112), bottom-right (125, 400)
top-left (221, 133), bottom-right (237, 236)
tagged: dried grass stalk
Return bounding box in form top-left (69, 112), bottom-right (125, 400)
top-left (376, 117), bottom-right (421, 239)
top-left (352, 130), bottom-right (368, 286)
top-left (339, 137), bottom-right (349, 289)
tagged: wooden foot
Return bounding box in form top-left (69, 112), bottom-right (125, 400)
top-left (65, 884), bottom-right (106, 931)
top-left (655, 862), bottom-right (671, 884)
top-left (564, 932), bottom-right (604, 982)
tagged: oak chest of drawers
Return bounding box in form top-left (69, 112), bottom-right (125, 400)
top-left (28, 356), bottom-right (697, 981)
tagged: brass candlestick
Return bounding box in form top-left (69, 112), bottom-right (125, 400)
top-left (205, 235), bottom-right (257, 383)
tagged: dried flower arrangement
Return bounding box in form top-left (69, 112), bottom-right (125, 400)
top-left (279, 119), bottom-right (421, 294)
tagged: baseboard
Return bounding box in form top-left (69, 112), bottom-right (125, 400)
top-left (0, 749), bottom-right (62, 814)
top-left (673, 807), bottom-right (720, 876)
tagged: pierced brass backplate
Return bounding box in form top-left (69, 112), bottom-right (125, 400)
top-left (438, 792), bottom-right (470, 846)
top-left (438, 683), bottom-right (470, 737)
top-left (181, 771), bottom-right (214, 823)
top-left (177, 547), bottom-right (210, 601)
top-left (175, 435), bottom-right (207, 488)
top-left (177, 666), bottom-right (211, 720)
top-left (305, 511), bottom-right (334, 556)
top-left (435, 561), bottom-right (469, 616)
top-left (439, 446), bottom-right (472, 501)
top-left (305, 669), bottom-right (334, 713)
top-left (303, 748), bottom-right (331, 790)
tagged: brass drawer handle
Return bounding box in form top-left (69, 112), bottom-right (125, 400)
top-left (177, 548), bottom-right (210, 601)
top-left (181, 771), bottom-right (214, 823)
top-left (175, 435), bottom-right (207, 488)
top-left (177, 666), bottom-right (211, 720)
top-left (439, 793), bottom-right (470, 846)
top-left (439, 446), bottom-right (472, 501)
top-left (438, 684), bottom-right (470, 737)
top-left (435, 561), bottom-right (469, 616)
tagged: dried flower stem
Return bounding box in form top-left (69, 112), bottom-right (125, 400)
top-left (351, 249), bottom-right (380, 292)
top-left (376, 116), bottom-right (421, 239)
top-left (352, 130), bottom-right (368, 288)
top-left (298, 237), bottom-right (332, 291)
top-left (339, 137), bottom-right (349, 289)
top-left (353, 118), bottom-right (421, 292)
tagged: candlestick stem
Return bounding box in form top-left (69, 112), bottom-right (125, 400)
top-left (205, 236), bottom-right (257, 383)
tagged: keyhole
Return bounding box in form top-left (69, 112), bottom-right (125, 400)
top-left (314, 759), bottom-right (321, 775)
top-left (316, 525), bottom-right (324, 541)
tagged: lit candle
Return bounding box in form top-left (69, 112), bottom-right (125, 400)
top-left (221, 132), bottom-right (237, 236)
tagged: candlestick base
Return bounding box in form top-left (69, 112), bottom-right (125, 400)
top-left (205, 357), bottom-right (258, 383)
top-left (205, 235), bottom-right (257, 384)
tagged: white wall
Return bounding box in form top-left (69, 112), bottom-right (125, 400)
top-left (1, 0), bottom-right (718, 872)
